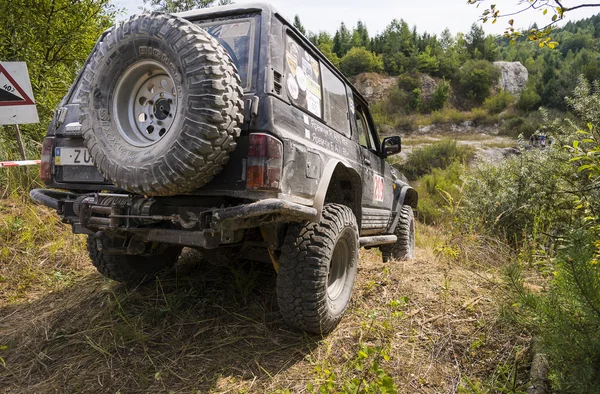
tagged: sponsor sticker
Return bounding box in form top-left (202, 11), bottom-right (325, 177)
top-left (306, 92), bottom-right (321, 117)
top-left (287, 74), bottom-right (299, 100)
top-left (373, 175), bottom-right (385, 202)
top-left (296, 67), bottom-right (307, 91)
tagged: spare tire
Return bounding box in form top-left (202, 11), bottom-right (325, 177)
top-left (79, 13), bottom-right (244, 196)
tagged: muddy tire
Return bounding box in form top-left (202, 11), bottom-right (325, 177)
top-left (79, 13), bottom-right (244, 196)
top-left (86, 237), bottom-right (182, 286)
top-left (381, 205), bottom-right (415, 262)
top-left (277, 204), bottom-right (359, 334)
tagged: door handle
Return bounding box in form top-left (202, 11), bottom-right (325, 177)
top-left (364, 159), bottom-right (371, 166)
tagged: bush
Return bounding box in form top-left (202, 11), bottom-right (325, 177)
top-left (387, 87), bottom-right (408, 113)
top-left (339, 47), bottom-right (383, 77)
top-left (397, 73), bottom-right (420, 92)
top-left (397, 139), bottom-right (473, 181)
top-left (407, 88), bottom-right (421, 112)
top-left (458, 149), bottom-right (574, 241)
top-left (517, 86), bottom-right (542, 112)
top-left (483, 90), bottom-right (514, 114)
top-left (507, 232), bottom-right (600, 394)
top-left (416, 161), bottom-right (465, 225)
top-left (430, 78), bottom-right (450, 111)
top-left (457, 59), bottom-right (501, 104)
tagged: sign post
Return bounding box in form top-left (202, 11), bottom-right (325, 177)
top-left (0, 62), bottom-right (39, 160)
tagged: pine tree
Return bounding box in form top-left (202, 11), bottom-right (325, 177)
top-left (293, 14), bottom-right (306, 35)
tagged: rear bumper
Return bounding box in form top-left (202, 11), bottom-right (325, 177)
top-left (30, 188), bottom-right (317, 249)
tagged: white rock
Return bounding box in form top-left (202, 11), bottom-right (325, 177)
top-left (493, 61), bottom-right (528, 96)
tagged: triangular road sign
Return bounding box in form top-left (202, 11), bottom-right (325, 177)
top-left (0, 63), bottom-right (34, 107)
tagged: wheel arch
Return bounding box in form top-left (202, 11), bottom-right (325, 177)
top-left (314, 160), bottom-right (362, 228)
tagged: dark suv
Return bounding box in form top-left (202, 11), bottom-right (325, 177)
top-left (31, 3), bottom-right (417, 334)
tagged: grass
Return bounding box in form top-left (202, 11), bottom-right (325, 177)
top-left (0, 196), bottom-right (89, 304)
top-left (0, 193), bottom-right (531, 393)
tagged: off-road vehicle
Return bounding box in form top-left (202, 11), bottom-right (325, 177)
top-left (31, 3), bottom-right (417, 334)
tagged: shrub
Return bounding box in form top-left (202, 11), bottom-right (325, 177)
top-left (387, 87), bottom-right (408, 113)
top-left (416, 161), bottom-right (465, 225)
top-left (483, 90), bottom-right (514, 114)
top-left (397, 139), bottom-right (473, 181)
top-left (457, 59), bottom-right (501, 104)
top-left (407, 88), bottom-right (421, 112)
top-left (458, 149), bottom-right (574, 241)
top-left (430, 78), bottom-right (450, 111)
top-left (397, 73), bottom-right (420, 92)
top-left (339, 47), bottom-right (383, 77)
top-left (517, 86), bottom-right (542, 112)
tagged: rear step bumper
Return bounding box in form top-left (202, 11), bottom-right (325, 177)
top-left (30, 188), bottom-right (318, 249)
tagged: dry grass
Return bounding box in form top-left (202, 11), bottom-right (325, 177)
top-left (0, 196), bottom-right (89, 304)
top-left (0, 201), bottom-right (530, 393)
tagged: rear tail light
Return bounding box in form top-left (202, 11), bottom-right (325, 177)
top-left (40, 136), bottom-right (55, 183)
top-left (246, 133), bottom-right (283, 191)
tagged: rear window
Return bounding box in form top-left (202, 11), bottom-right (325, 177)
top-left (198, 17), bottom-right (257, 90)
top-left (322, 66), bottom-right (350, 137)
top-left (285, 35), bottom-right (323, 118)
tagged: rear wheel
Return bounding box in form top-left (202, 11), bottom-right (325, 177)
top-left (381, 205), bottom-right (415, 262)
top-left (86, 237), bottom-right (182, 286)
top-left (277, 204), bottom-right (359, 334)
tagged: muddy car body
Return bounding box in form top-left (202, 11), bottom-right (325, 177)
top-left (31, 3), bottom-right (417, 333)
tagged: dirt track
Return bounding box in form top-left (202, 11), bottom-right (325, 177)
top-left (0, 225), bottom-right (529, 393)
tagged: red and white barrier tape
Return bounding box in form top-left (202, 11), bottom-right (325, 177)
top-left (0, 160), bottom-right (41, 168)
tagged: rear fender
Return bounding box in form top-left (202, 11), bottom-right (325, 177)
top-left (313, 160), bottom-right (362, 226)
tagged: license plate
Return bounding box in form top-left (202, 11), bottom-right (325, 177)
top-left (55, 147), bottom-right (94, 166)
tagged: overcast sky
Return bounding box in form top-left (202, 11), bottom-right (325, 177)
top-left (113, 0), bottom-right (597, 37)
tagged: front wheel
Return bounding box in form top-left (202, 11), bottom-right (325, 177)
top-left (277, 204), bottom-right (359, 334)
top-left (87, 237), bottom-right (182, 286)
top-left (381, 205), bottom-right (415, 262)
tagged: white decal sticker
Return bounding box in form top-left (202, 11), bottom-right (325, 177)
top-left (305, 128), bottom-right (311, 139)
top-left (349, 96), bottom-right (355, 114)
top-left (287, 73), bottom-right (299, 100)
top-left (373, 175), bottom-right (385, 202)
top-left (306, 92), bottom-right (321, 117)
top-left (296, 67), bottom-right (307, 91)
top-left (303, 114), bottom-right (309, 125)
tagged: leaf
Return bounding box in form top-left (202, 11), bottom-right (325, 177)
top-left (552, 14), bottom-right (558, 21)
top-left (508, 19), bottom-right (514, 26)
top-left (543, 8), bottom-right (548, 15)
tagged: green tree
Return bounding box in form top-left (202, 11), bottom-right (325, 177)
top-left (457, 59), bottom-right (501, 104)
top-left (417, 46), bottom-right (439, 74)
top-left (339, 47), bottom-right (383, 77)
top-left (465, 23), bottom-right (498, 61)
top-left (333, 22), bottom-right (352, 58)
top-left (293, 14), bottom-right (306, 35)
top-left (351, 20), bottom-right (370, 50)
top-left (376, 19), bottom-right (414, 74)
top-left (0, 0), bottom-right (116, 139)
top-left (311, 31), bottom-right (341, 68)
top-left (144, 0), bottom-right (231, 12)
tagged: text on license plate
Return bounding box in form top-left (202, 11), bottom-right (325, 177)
top-left (55, 147), bottom-right (94, 166)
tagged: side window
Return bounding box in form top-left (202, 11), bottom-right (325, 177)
top-left (356, 111), bottom-right (371, 149)
top-left (285, 34), bottom-right (322, 118)
top-left (356, 105), bottom-right (376, 151)
top-left (322, 66), bottom-right (351, 137)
